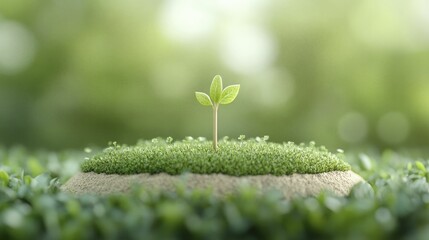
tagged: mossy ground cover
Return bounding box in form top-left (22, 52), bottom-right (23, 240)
top-left (81, 138), bottom-right (351, 176)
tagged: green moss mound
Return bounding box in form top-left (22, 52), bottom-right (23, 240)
top-left (81, 137), bottom-right (351, 176)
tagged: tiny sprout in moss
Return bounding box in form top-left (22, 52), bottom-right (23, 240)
top-left (195, 75), bottom-right (240, 151)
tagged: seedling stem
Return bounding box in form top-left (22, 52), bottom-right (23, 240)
top-left (195, 75), bottom-right (240, 151)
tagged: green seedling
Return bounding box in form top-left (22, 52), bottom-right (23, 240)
top-left (195, 75), bottom-right (240, 150)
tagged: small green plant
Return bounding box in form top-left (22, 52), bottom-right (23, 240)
top-left (195, 75), bottom-right (240, 150)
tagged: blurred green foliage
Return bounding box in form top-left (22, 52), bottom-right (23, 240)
top-left (2, 146), bottom-right (429, 239)
top-left (1, 0), bottom-right (429, 149)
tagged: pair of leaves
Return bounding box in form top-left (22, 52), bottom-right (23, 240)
top-left (196, 75), bottom-right (240, 107)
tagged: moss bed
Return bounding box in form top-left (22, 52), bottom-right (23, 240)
top-left (81, 138), bottom-right (351, 176)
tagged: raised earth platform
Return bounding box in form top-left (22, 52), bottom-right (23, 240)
top-left (61, 170), bottom-right (364, 198)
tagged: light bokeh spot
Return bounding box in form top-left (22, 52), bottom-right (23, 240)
top-left (220, 25), bottom-right (277, 75)
top-left (0, 21), bottom-right (36, 74)
top-left (159, 0), bottom-right (215, 43)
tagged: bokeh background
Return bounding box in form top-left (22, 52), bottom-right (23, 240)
top-left (0, 0), bottom-right (428, 150)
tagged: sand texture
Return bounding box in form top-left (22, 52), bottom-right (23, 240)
top-left (61, 171), bottom-right (364, 198)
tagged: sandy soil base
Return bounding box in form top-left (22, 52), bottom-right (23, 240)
top-left (61, 171), bottom-right (364, 198)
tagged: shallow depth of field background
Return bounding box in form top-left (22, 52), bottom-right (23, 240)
top-left (1, 0), bottom-right (428, 150)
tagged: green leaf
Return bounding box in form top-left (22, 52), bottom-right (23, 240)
top-left (195, 92), bottom-right (213, 106)
top-left (210, 75), bottom-right (223, 103)
top-left (0, 170), bottom-right (9, 186)
top-left (416, 161), bottom-right (426, 172)
top-left (28, 157), bottom-right (45, 176)
top-left (219, 84), bottom-right (240, 105)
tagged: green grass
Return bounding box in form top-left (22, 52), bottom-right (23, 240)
top-left (80, 137), bottom-right (351, 176)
